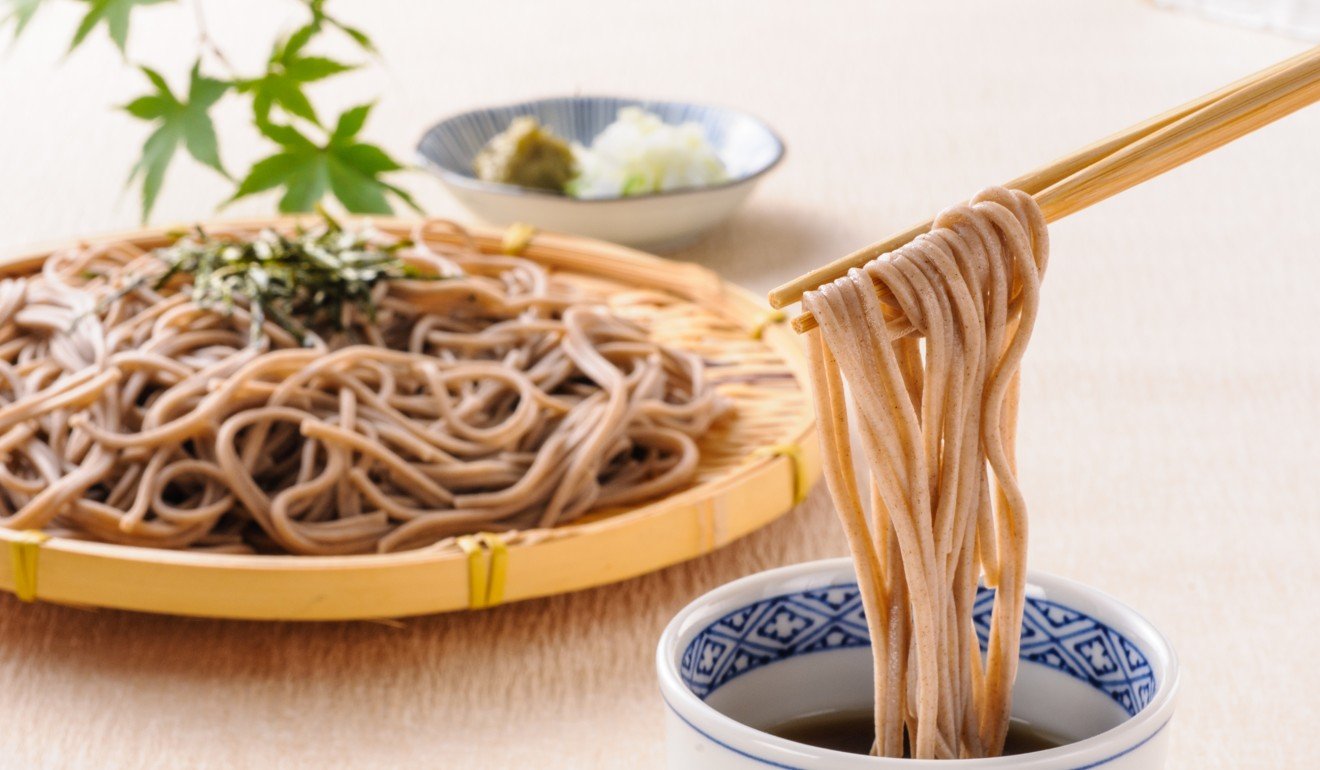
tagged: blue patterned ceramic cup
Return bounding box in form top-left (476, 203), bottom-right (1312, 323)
top-left (657, 558), bottom-right (1179, 769)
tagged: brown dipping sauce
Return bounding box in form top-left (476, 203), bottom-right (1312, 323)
top-left (766, 708), bottom-right (1071, 757)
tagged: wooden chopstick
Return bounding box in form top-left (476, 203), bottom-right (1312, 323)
top-left (767, 46), bottom-right (1320, 311)
top-left (772, 46), bottom-right (1320, 334)
top-left (1035, 49), bottom-right (1320, 220)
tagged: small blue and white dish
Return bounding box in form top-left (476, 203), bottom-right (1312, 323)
top-left (416, 96), bottom-right (785, 251)
top-left (657, 558), bottom-right (1180, 769)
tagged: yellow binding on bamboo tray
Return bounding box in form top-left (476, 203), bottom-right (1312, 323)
top-left (501, 222), bottom-right (537, 255)
top-left (749, 309), bottom-right (787, 340)
top-left (9, 530), bottom-right (50, 603)
top-left (457, 533), bottom-right (509, 610)
top-left (754, 443), bottom-right (809, 506)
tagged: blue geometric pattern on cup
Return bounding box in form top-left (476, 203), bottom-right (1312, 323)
top-left (680, 584), bottom-right (1155, 717)
top-left (971, 590), bottom-right (1157, 716)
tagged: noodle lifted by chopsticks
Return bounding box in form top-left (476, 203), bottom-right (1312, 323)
top-left (803, 186), bottom-right (1047, 758)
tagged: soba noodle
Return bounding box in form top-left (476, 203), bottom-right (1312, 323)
top-left (803, 186), bottom-right (1047, 758)
top-left (0, 220), bottom-right (728, 554)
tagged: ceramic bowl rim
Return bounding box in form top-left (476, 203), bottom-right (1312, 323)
top-left (414, 94), bottom-right (787, 204)
top-left (656, 558), bottom-right (1180, 769)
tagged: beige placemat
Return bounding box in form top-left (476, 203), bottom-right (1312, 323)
top-left (0, 1), bottom-right (1316, 767)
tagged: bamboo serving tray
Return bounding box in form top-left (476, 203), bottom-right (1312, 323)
top-left (0, 219), bottom-right (818, 620)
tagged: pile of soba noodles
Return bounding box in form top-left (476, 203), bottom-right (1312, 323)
top-left (803, 186), bottom-right (1047, 758)
top-left (0, 218), bottom-right (728, 554)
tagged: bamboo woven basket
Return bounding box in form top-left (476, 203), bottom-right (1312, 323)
top-left (0, 218), bottom-right (818, 620)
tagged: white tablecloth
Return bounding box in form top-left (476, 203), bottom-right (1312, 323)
top-left (0, 1), bottom-right (1315, 767)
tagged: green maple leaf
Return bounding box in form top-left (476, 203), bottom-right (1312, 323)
top-left (230, 103), bottom-right (419, 215)
top-left (2, 0), bottom-right (45, 40)
top-left (69, 0), bottom-right (170, 54)
top-left (123, 62), bottom-right (230, 221)
top-left (304, 0), bottom-right (375, 53)
top-left (237, 23), bottom-right (355, 127)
